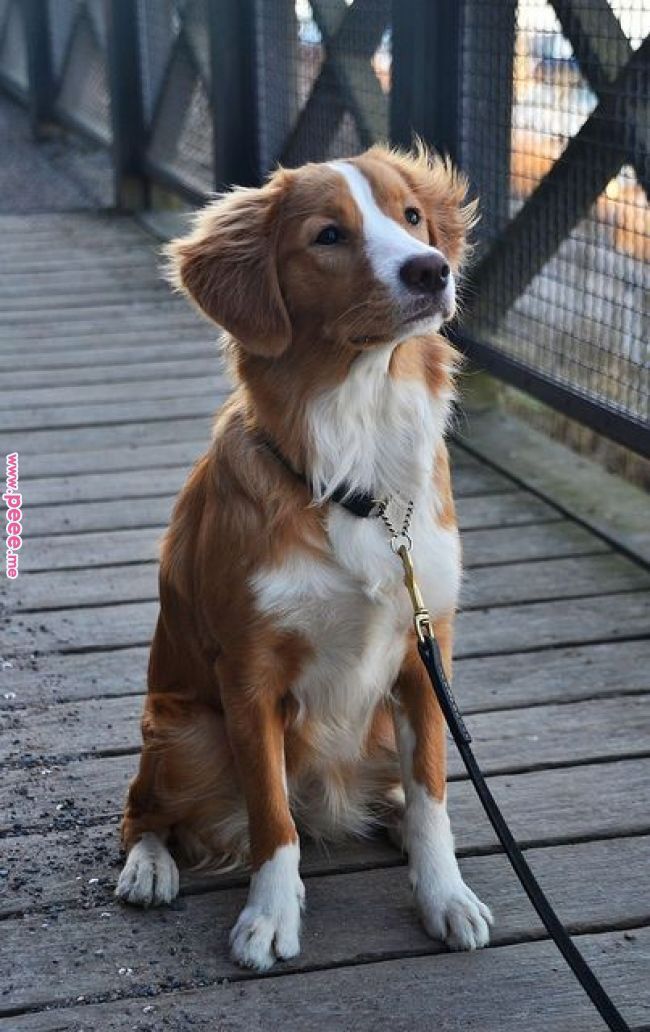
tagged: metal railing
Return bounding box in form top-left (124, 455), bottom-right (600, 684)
top-left (1, 0), bottom-right (647, 457)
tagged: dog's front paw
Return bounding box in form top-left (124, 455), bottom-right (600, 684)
top-left (230, 842), bottom-right (304, 971)
top-left (230, 893), bottom-right (303, 971)
top-left (416, 878), bottom-right (493, 951)
top-left (115, 833), bottom-right (179, 907)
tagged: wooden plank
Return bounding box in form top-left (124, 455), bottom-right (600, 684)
top-left (0, 235), bottom-right (153, 255)
top-left (0, 243), bottom-right (156, 262)
top-left (6, 587), bottom-right (647, 659)
top-left (0, 336), bottom-right (213, 373)
top-left (0, 394), bottom-right (222, 433)
top-left (3, 562), bottom-right (159, 610)
top-left (13, 417), bottom-right (216, 456)
top-left (0, 240), bottom-right (155, 257)
top-left (3, 374), bottom-right (227, 411)
top-left (0, 839), bottom-right (648, 1017)
top-left (0, 647), bottom-right (150, 708)
top-left (0, 283), bottom-right (169, 307)
top-left (0, 334), bottom-right (213, 366)
top-left (455, 409), bottom-right (650, 568)
top-left (0, 212), bottom-right (151, 236)
top-left (13, 438), bottom-right (465, 481)
top-left (0, 600), bottom-right (160, 653)
top-left (0, 312), bottom-right (202, 342)
top-left (14, 460), bottom-right (505, 508)
top-left (23, 496), bottom-right (173, 537)
top-left (12, 528), bottom-right (159, 571)
top-left (1, 766), bottom-right (646, 915)
top-left (0, 288), bottom-right (170, 313)
top-left (8, 927), bottom-right (644, 1032)
top-left (0, 819), bottom-right (399, 919)
top-left (0, 254), bottom-right (156, 273)
top-left (454, 591), bottom-right (650, 658)
top-left (3, 692), bottom-right (650, 782)
top-left (452, 463), bottom-right (512, 496)
top-left (14, 518), bottom-right (604, 576)
top-left (19, 440), bottom-right (207, 480)
top-left (3, 745), bottom-right (650, 844)
top-left (458, 490), bottom-right (559, 530)
top-left (0, 356), bottom-right (219, 390)
top-left (0, 302), bottom-right (195, 331)
top-left (14, 438), bottom-right (468, 483)
top-left (21, 467), bottom-right (190, 507)
top-left (4, 638), bottom-right (646, 712)
top-left (20, 490), bottom-right (557, 538)
top-left (463, 552), bottom-right (650, 609)
top-left (461, 520), bottom-right (608, 565)
top-left (0, 269), bottom-right (164, 291)
top-left (125, 588), bottom-right (650, 652)
top-left (9, 551), bottom-right (648, 614)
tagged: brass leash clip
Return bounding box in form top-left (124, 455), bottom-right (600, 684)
top-left (395, 541), bottom-right (433, 644)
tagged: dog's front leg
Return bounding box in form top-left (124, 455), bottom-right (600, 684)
top-left (392, 618), bottom-right (493, 950)
top-left (221, 672), bottom-right (304, 972)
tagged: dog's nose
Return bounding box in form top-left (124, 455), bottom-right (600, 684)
top-left (399, 254), bottom-right (450, 296)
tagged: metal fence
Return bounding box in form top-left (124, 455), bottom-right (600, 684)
top-left (1, 0), bottom-right (647, 456)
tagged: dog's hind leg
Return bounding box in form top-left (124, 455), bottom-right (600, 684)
top-left (116, 692), bottom-right (236, 906)
top-left (116, 830), bottom-right (179, 907)
top-left (116, 716), bottom-right (180, 907)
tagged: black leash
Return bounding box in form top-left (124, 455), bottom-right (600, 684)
top-left (261, 433), bottom-right (631, 1030)
top-left (417, 630), bottom-right (631, 1032)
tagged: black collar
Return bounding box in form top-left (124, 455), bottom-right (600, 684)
top-left (260, 435), bottom-right (377, 519)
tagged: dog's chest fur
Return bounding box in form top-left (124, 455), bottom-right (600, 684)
top-left (252, 346), bottom-right (460, 767)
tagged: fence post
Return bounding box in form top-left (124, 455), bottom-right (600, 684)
top-left (208, 0), bottom-right (260, 189)
top-left (390, 0), bottom-right (462, 161)
top-left (22, 0), bottom-right (54, 138)
top-left (461, 0), bottom-right (516, 249)
top-left (256, 0), bottom-right (298, 175)
top-left (106, 0), bottom-right (147, 210)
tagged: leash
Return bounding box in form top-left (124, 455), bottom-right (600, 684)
top-left (261, 433), bottom-right (630, 1028)
top-left (396, 541), bottom-right (631, 1032)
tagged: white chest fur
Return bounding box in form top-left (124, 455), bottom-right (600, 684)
top-left (251, 346), bottom-right (460, 766)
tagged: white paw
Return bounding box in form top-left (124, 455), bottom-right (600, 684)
top-left (416, 878), bottom-right (493, 951)
top-left (230, 842), bottom-right (304, 972)
top-left (115, 832), bottom-right (179, 907)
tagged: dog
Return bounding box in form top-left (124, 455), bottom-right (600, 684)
top-left (116, 143), bottom-right (493, 971)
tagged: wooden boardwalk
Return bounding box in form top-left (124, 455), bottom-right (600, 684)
top-left (1, 213), bottom-right (650, 1032)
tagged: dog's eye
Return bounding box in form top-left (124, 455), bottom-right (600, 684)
top-left (405, 207), bottom-right (421, 226)
top-left (314, 225), bottom-right (342, 246)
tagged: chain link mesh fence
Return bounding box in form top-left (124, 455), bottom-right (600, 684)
top-left (138, 0), bottom-right (214, 196)
top-left (255, 0), bottom-right (391, 171)
top-left (460, 0), bottom-right (648, 431)
top-left (0, 0), bottom-right (29, 97)
top-left (48, 0), bottom-right (112, 144)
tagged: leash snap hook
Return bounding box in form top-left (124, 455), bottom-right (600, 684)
top-left (396, 543), bottom-right (432, 644)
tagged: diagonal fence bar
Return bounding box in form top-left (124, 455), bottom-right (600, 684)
top-left (468, 35), bottom-right (650, 333)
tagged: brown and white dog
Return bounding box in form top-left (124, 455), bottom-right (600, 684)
top-left (116, 144), bottom-right (493, 970)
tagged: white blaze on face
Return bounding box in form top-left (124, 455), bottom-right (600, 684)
top-left (329, 160), bottom-right (455, 323)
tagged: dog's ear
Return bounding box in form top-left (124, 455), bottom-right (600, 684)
top-left (371, 142), bottom-right (479, 271)
top-left (166, 177), bottom-right (290, 357)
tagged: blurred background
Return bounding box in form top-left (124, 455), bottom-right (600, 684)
top-left (0, 0), bottom-right (648, 473)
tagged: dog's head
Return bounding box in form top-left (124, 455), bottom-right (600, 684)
top-left (167, 144), bottom-right (477, 359)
